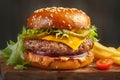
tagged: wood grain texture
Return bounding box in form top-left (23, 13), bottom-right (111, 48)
top-left (1, 63), bottom-right (120, 80)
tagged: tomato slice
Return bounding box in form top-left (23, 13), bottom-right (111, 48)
top-left (96, 58), bottom-right (113, 70)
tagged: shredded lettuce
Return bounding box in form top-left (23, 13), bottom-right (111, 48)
top-left (23, 25), bottom-right (98, 41)
top-left (23, 28), bottom-right (69, 39)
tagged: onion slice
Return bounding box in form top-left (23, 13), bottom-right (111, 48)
top-left (28, 50), bottom-right (88, 58)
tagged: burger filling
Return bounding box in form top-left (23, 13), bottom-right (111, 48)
top-left (23, 25), bottom-right (97, 48)
top-left (2, 25), bottom-right (98, 70)
top-left (23, 38), bottom-right (93, 55)
top-left (20, 25), bottom-right (97, 63)
top-left (22, 25), bottom-right (97, 56)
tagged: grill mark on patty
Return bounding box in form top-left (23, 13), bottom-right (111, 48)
top-left (23, 38), bottom-right (93, 55)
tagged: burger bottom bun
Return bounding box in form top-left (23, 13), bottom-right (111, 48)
top-left (24, 51), bottom-right (94, 69)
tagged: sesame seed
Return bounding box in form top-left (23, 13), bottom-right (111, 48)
top-left (32, 16), bottom-right (36, 21)
top-left (50, 9), bottom-right (55, 12)
top-left (68, 24), bottom-right (71, 27)
top-left (71, 8), bottom-right (77, 10)
top-left (65, 14), bottom-right (67, 17)
top-left (69, 16), bottom-right (72, 18)
top-left (34, 15), bottom-right (36, 17)
top-left (57, 9), bottom-right (61, 12)
top-left (62, 20), bottom-right (65, 23)
top-left (32, 16), bottom-right (35, 19)
top-left (45, 16), bottom-right (48, 19)
top-left (32, 18), bottom-right (34, 21)
top-left (34, 10), bottom-right (39, 13)
top-left (50, 14), bottom-right (53, 17)
top-left (66, 12), bottom-right (69, 14)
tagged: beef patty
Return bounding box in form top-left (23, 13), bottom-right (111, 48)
top-left (23, 38), bottom-right (94, 55)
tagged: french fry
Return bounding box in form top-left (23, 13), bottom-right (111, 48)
top-left (117, 47), bottom-right (120, 52)
top-left (91, 42), bottom-right (120, 65)
top-left (91, 49), bottom-right (113, 59)
top-left (111, 56), bottom-right (120, 65)
top-left (108, 47), bottom-right (120, 57)
top-left (93, 42), bottom-right (120, 57)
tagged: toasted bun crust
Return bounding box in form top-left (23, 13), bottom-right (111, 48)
top-left (27, 7), bottom-right (91, 31)
top-left (24, 51), bottom-right (94, 69)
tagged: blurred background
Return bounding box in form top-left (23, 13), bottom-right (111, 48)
top-left (0, 0), bottom-right (120, 49)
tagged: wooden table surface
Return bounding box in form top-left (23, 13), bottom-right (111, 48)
top-left (1, 62), bottom-right (120, 80)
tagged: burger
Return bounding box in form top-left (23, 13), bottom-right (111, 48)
top-left (20, 7), bottom-right (97, 69)
top-left (2, 7), bottom-right (98, 70)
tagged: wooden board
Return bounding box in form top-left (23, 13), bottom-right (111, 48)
top-left (1, 63), bottom-right (120, 80)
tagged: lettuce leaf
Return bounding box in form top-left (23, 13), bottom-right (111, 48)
top-left (89, 25), bottom-right (98, 42)
top-left (2, 26), bottom-right (29, 70)
top-left (23, 25), bottom-right (98, 41)
top-left (23, 28), bottom-right (70, 39)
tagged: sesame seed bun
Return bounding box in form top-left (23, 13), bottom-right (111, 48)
top-left (27, 7), bottom-right (91, 31)
top-left (24, 7), bottom-right (94, 70)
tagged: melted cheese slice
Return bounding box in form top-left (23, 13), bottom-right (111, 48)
top-left (42, 35), bottom-right (85, 50)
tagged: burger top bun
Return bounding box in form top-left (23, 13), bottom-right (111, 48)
top-left (27, 7), bottom-right (91, 31)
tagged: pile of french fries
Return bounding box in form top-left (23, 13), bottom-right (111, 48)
top-left (91, 42), bottom-right (120, 65)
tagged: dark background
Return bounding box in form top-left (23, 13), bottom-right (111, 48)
top-left (0, 0), bottom-right (120, 49)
